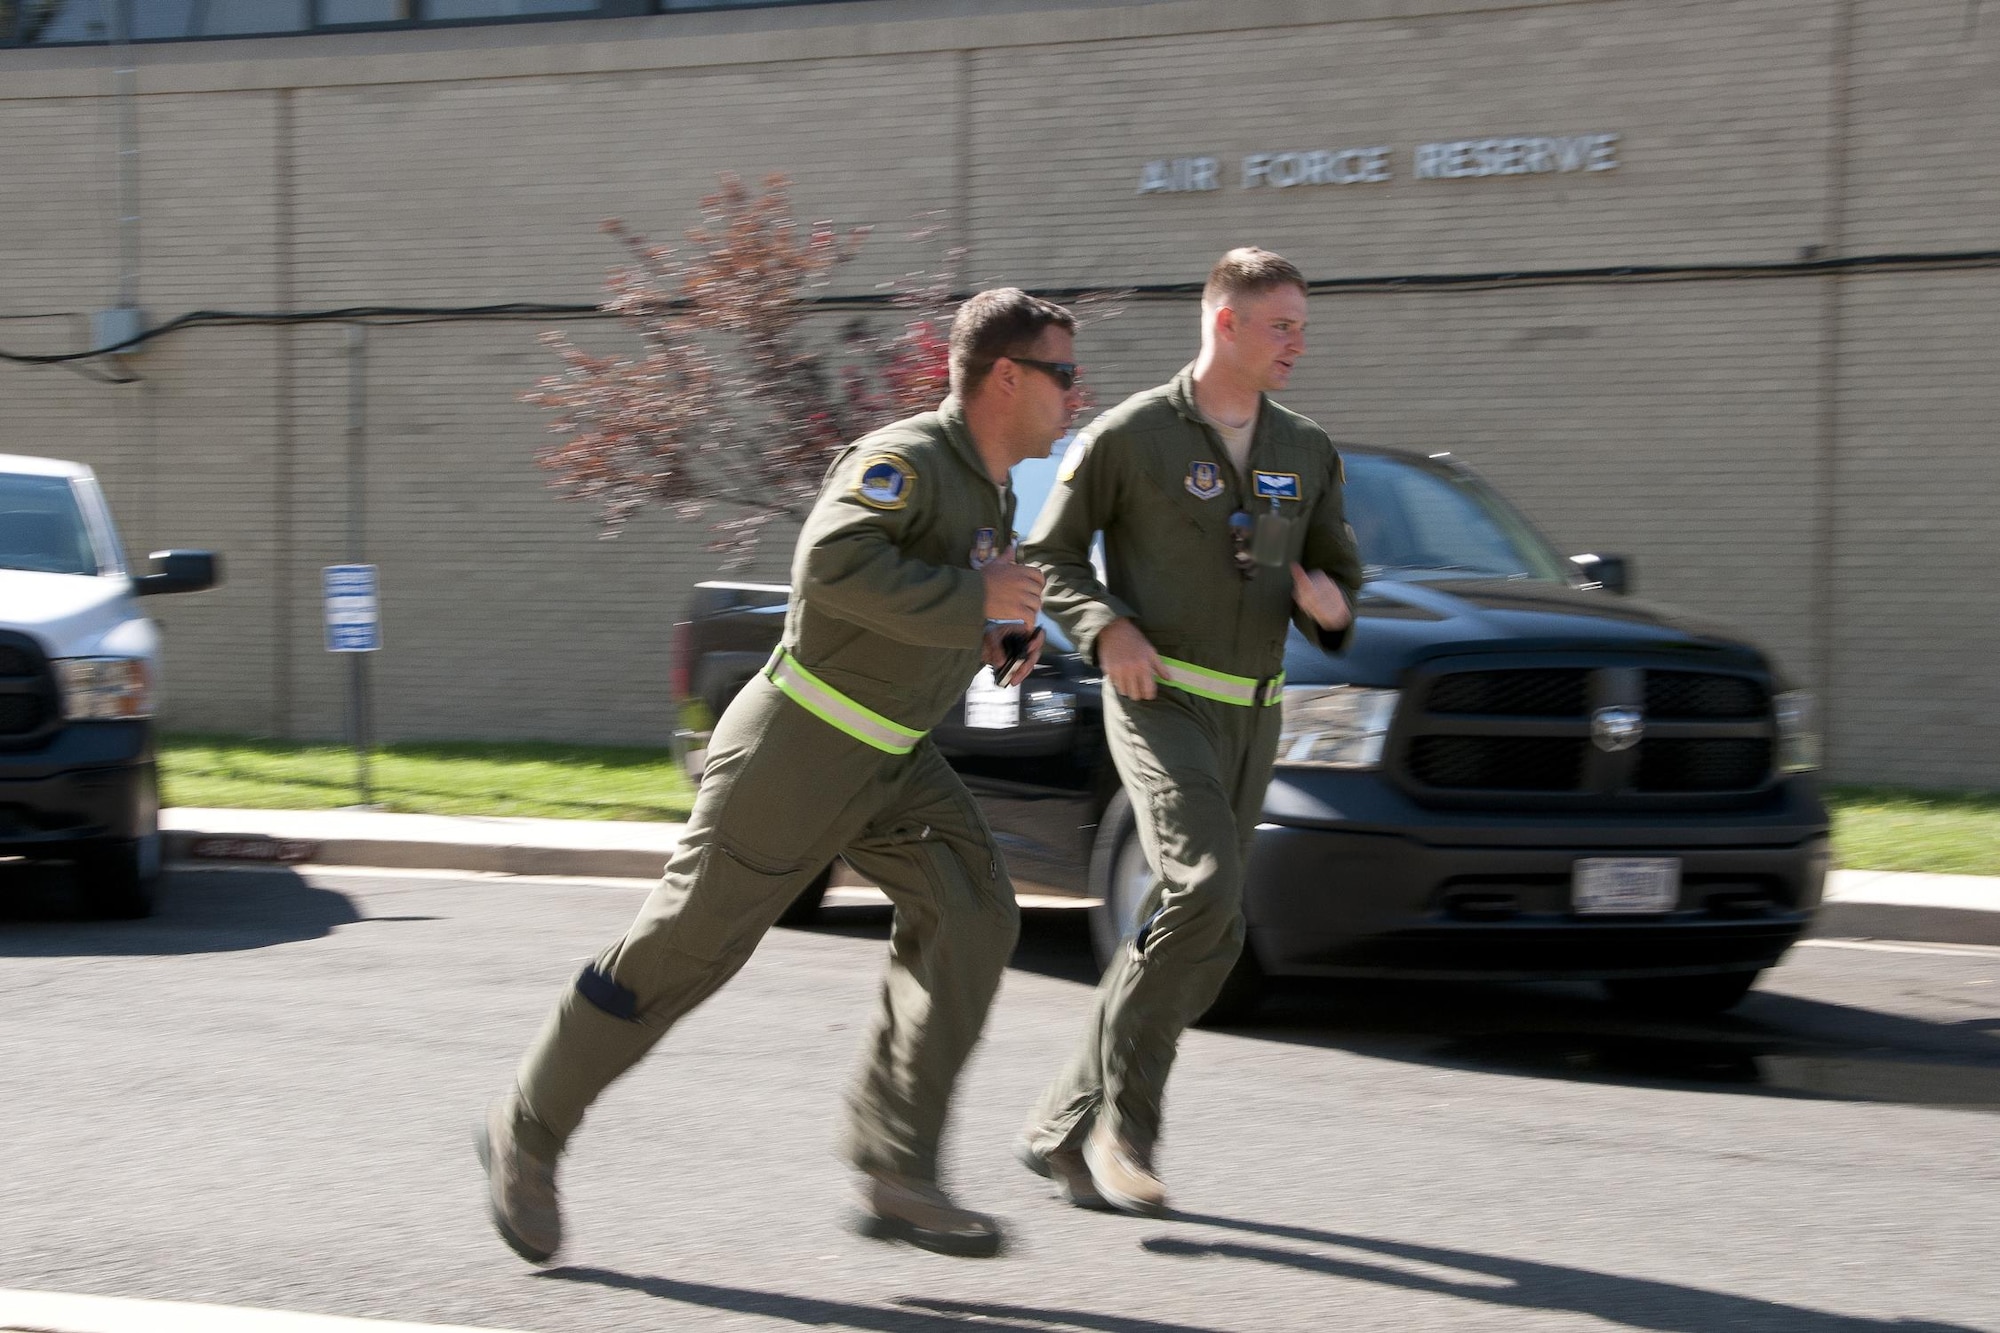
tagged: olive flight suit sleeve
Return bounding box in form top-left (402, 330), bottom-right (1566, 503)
top-left (799, 446), bottom-right (986, 649)
top-left (1296, 444), bottom-right (1365, 654)
top-left (1023, 429), bottom-right (1139, 667)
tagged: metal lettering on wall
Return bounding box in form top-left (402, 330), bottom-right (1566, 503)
top-left (1135, 133), bottom-right (1620, 194)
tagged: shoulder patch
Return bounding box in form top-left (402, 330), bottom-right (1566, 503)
top-left (855, 455), bottom-right (915, 510)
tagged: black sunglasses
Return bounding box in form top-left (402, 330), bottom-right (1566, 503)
top-left (1008, 357), bottom-right (1080, 392)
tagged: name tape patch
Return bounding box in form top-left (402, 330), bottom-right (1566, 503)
top-left (1253, 470), bottom-right (1302, 502)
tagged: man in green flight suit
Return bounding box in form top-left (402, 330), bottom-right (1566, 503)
top-left (477, 288), bottom-right (1083, 1260)
top-left (1017, 248), bottom-right (1361, 1216)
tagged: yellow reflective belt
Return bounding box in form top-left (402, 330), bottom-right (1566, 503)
top-left (1154, 656), bottom-right (1286, 707)
top-left (766, 648), bottom-right (926, 754)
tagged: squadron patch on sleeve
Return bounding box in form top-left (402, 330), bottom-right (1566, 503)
top-left (1057, 432), bottom-right (1093, 484)
top-left (855, 455), bottom-right (914, 510)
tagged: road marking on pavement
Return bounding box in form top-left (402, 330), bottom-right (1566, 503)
top-left (0, 1289), bottom-right (530, 1333)
top-left (1799, 938), bottom-right (2000, 959)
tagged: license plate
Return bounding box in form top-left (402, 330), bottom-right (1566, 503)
top-left (1572, 858), bottom-right (1681, 915)
top-left (963, 674), bottom-right (1020, 729)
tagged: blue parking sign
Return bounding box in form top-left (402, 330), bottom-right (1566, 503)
top-left (323, 564), bottom-right (381, 653)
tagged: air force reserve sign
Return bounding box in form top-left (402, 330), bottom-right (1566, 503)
top-left (1137, 132), bottom-right (1620, 194)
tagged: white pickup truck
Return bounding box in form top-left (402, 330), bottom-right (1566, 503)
top-left (0, 453), bottom-right (219, 917)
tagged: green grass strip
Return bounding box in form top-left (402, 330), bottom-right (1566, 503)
top-left (160, 733), bottom-right (698, 823)
top-left (161, 736), bottom-right (1998, 877)
top-left (1824, 785), bottom-right (2000, 878)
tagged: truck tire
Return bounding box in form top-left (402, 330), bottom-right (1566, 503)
top-left (1602, 969), bottom-right (1760, 1017)
top-left (1086, 789), bottom-right (1265, 1027)
top-left (776, 861), bottom-right (834, 927)
top-left (73, 836), bottom-right (157, 920)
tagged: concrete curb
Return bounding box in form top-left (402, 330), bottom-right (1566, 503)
top-left (164, 830), bottom-right (670, 881)
top-left (162, 809), bottom-right (2000, 950)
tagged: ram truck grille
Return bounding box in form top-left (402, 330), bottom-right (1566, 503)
top-left (1393, 661), bottom-right (1778, 809)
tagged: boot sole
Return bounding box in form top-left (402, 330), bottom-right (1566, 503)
top-left (853, 1210), bottom-right (1005, 1259)
top-left (474, 1115), bottom-right (558, 1266)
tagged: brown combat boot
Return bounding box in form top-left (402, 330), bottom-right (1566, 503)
top-left (474, 1095), bottom-right (563, 1264)
top-left (1082, 1123), bottom-right (1168, 1217)
top-left (1015, 1136), bottom-right (1109, 1211)
top-left (856, 1171), bottom-right (1005, 1258)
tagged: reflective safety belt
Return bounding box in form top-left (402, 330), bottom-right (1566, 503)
top-left (1155, 655), bottom-right (1286, 707)
top-left (766, 647), bottom-right (927, 754)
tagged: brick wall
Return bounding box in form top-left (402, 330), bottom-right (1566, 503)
top-left (1, 0), bottom-right (1995, 784)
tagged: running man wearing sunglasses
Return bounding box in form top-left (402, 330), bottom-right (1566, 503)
top-left (478, 289), bottom-right (1082, 1260)
top-left (1016, 248), bottom-right (1361, 1215)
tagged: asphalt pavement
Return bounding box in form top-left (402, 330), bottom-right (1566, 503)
top-left (3, 862), bottom-right (1997, 1333)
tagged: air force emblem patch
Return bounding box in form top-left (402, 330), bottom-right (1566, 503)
top-left (856, 455), bottom-right (914, 510)
top-left (971, 527), bottom-right (999, 568)
top-left (1186, 460), bottom-right (1225, 500)
top-left (1253, 470), bottom-right (1302, 502)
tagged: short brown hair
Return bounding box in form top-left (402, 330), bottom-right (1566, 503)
top-left (949, 288), bottom-right (1076, 396)
top-left (1202, 247), bottom-right (1308, 309)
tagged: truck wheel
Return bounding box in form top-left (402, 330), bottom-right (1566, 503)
top-left (1602, 970), bottom-right (1760, 1017)
top-left (74, 837), bottom-right (157, 920)
top-left (1087, 790), bottom-right (1265, 1026)
top-left (775, 861), bottom-right (834, 927)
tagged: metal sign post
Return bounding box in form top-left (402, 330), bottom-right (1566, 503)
top-left (323, 563), bottom-right (381, 806)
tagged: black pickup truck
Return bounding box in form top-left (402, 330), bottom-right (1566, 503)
top-left (670, 444), bottom-right (1829, 1020)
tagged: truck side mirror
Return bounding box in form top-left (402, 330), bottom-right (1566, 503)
top-left (1570, 552), bottom-right (1630, 595)
top-left (134, 549), bottom-right (221, 596)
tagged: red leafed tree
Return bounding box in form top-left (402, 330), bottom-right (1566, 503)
top-left (527, 173), bottom-right (957, 560)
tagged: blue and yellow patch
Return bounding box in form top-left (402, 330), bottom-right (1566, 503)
top-left (1186, 459), bottom-right (1225, 500)
top-left (971, 527), bottom-right (999, 568)
top-left (856, 455), bottom-right (914, 510)
top-left (1253, 470), bottom-right (1302, 502)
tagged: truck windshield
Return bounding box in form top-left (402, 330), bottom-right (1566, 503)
top-left (1010, 445), bottom-right (1571, 584)
top-left (0, 474), bottom-right (99, 576)
top-left (1342, 452), bottom-right (1572, 582)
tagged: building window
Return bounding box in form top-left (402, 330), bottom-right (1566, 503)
top-left (424, 0), bottom-right (598, 18)
top-left (1, 0), bottom-right (870, 43)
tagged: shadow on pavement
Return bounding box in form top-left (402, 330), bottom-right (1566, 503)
top-left (803, 901), bottom-right (1101, 986)
top-left (0, 864), bottom-right (365, 956)
top-left (793, 905), bottom-right (2000, 1114)
top-left (1144, 1212), bottom-right (1981, 1332)
top-left (538, 1266), bottom-right (1229, 1332)
top-left (1227, 977), bottom-right (2000, 1115)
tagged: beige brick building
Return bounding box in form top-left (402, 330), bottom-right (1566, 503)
top-left (2, 0), bottom-right (1995, 787)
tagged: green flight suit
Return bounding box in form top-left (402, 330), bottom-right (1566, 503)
top-left (509, 398), bottom-right (1021, 1184)
top-left (1022, 364), bottom-right (1362, 1155)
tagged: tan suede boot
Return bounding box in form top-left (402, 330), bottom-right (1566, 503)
top-left (1082, 1123), bottom-right (1168, 1217)
top-left (1015, 1136), bottom-right (1110, 1211)
top-left (474, 1096), bottom-right (562, 1264)
top-left (856, 1171), bottom-right (1005, 1258)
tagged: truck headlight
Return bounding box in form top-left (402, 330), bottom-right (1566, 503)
top-left (57, 657), bottom-right (154, 721)
top-left (1277, 686), bottom-right (1399, 770)
top-left (1774, 689), bottom-right (1820, 773)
